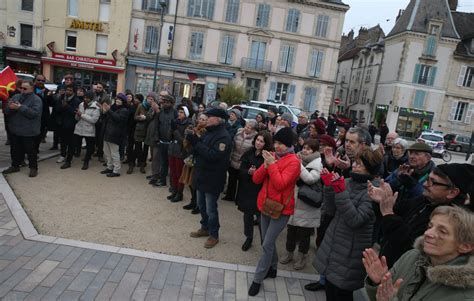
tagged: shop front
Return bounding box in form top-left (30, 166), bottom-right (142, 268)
top-left (42, 52), bottom-right (125, 95)
top-left (3, 46), bottom-right (42, 74)
top-left (396, 107), bottom-right (434, 138)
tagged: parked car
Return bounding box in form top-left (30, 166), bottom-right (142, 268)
top-left (335, 114), bottom-right (352, 127)
top-left (444, 134), bottom-right (471, 152)
top-left (417, 132), bottom-right (449, 158)
top-left (229, 105), bottom-right (268, 121)
top-left (244, 100), bottom-right (305, 124)
top-left (15, 73), bottom-right (58, 91)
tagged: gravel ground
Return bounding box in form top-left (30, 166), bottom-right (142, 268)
top-left (6, 156), bottom-right (317, 273)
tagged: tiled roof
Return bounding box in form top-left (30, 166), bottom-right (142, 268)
top-left (452, 12), bottom-right (474, 57)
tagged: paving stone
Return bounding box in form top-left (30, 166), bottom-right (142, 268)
top-left (235, 271), bottom-right (248, 301)
top-left (82, 251), bottom-right (111, 273)
top-left (6, 228), bottom-right (20, 236)
top-left (67, 271), bottom-right (96, 292)
top-left (150, 261), bottom-right (171, 290)
top-left (41, 275), bottom-right (75, 301)
top-left (205, 285), bottom-right (224, 300)
top-left (0, 244), bottom-right (13, 256)
top-left (0, 235), bottom-right (13, 246)
top-left (285, 277), bottom-right (303, 296)
top-left (95, 282), bottom-right (117, 301)
top-left (0, 240), bottom-right (36, 260)
top-left (0, 269), bottom-right (30, 298)
top-left (107, 255), bottom-right (133, 283)
top-left (15, 260), bottom-right (59, 292)
top-left (224, 270), bottom-right (236, 294)
top-left (2, 290), bottom-right (28, 300)
top-left (0, 220), bottom-right (16, 230)
top-left (192, 266), bottom-right (208, 296)
top-left (79, 268), bottom-right (112, 301)
top-left (64, 249), bottom-right (96, 277)
top-left (103, 253), bottom-right (122, 269)
top-left (289, 295), bottom-right (306, 301)
top-left (159, 284), bottom-right (180, 301)
top-left (48, 245), bottom-right (74, 262)
top-left (208, 268), bottom-right (225, 286)
top-left (264, 291), bottom-right (278, 301)
top-left (145, 288), bottom-right (162, 301)
top-left (5, 235), bottom-right (23, 247)
top-left (0, 258), bottom-right (12, 270)
top-left (274, 277), bottom-right (290, 301)
top-left (299, 280), bottom-right (318, 301)
top-left (166, 262), bottom-right (186, 286)
top-left (58, 290), bottom-right (82, 300)
top-left (127, 257), bottom-right (148, 274)
top-left (178, 280), bottom-right (194, 301)
top-left (110, 272), bottom-right (141, 300)
top-left (22, 244), bottom-right (58, 270)
top-left (23, 286), bottom-right (49, 301)
top-left (40, 267), bottom-right (67, 287)
top-left (262, 278), bottom-right (276, 292)
top-left (191, 294), bottom-right (205, 301)
top-left (141, 260), bottom-right (159, 282)
top-left (22, 242), bottom-right (47, 257)
top-left (183, 265), bottom-right (198, 283)
top-left (130, 280), bottom-right (151, 301)
top-left (0, 256), bottom-right (31, 284)
top-left (58, 248), bottom-right (84, 269)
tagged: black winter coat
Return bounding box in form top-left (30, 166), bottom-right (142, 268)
top-left (236, 148), bottom-right (264, 213)
top-left (103, 105), bottom-right (129, 145)
top-left (191, 123), bottom-right (232, 194)
top-left (382, 151), bottom-right (408, 178)
top-left (54, 95), bottom-right (81, 131)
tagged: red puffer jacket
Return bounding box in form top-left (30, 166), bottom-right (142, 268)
top-left (252, 153), bottom-right (301, 216)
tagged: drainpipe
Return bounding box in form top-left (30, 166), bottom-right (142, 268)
top-left (372, 45), bottom-right (385, 126)
top-left (170, 0), bottom-right (179, 60)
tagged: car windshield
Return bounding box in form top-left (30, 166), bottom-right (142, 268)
top-left (422, 135), bottom-right (443, 142)
top-left (288, 106), bottom-right (302, 116)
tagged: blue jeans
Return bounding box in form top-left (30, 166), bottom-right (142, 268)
top-left (197, 190), bottom-right (220, 239)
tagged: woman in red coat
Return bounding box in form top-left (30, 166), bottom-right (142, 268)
top-left (248, 127), bottom-right (301, 296)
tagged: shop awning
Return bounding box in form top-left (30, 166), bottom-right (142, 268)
top-left (6, 56), bottom-right (41, 64)
top-left (42, 56), bottom-right (125, 73)
top-left (127, 57), bottom-right (235, 79)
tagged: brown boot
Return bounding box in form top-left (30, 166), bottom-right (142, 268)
top-left (204, 237), bottom-right (219, 248)
top-left (190, 229), bottom-right (209, 238)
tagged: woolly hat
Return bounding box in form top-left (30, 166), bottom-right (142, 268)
top-left (147, 92), bottom-right (158, 101)
top-left (314, 119), bottom-right (326, 135)
top-left (84, 91), bottom-right (95, 100)
top-left (407, 142), bottom-right (433, 154)
top-left (116, 93), bottom-right (127, 102)
top-left (437, 163), bottom-right (474, 195)
top-left (281, 112), bottom-right (293, 125)
top-left (161, 94), bottom-right (175, 103)
top-left (179, 106), bottom-right (190, 117)
top-left (273, 127), bottom-right (295, 147)
top-left (230, 109), bottom-right (241, 118)
top-left (205, 108), bottom-right (228, 119)
top-left (318, 134), bottom-right (337, 150)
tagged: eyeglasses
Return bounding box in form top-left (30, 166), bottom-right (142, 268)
top-left (426, 177), bottom-right (452, 188)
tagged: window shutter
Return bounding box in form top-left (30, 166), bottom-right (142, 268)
top-left (311, 88), bottom-right (317, 111)
top-left (142, 0), bottom-right (148, 10)
top-left (145, 26), bottom-right (152, 53)
top-left (227, 36), bottom-right (234, 64)
top-left (449, 101), bottom-right (459, 121)
top-left (151, 26), bottom-right (158, 53)
top-left (309, 50), bottom-right (317, 77)
top-left (457, 65), bottom-right (468, 86)
top-left (315, 51), bottom-right (324, 78)
top-left (425, 36), bottom-right (437, 56)
top-left (219, 35), bottom-right (228, 64)
top-left (287, 45), bottom-right (295, 73)
top-left (279, 44), bottom-right (289, 72)
top-left (413, 90), bottom-right (426, 109)
top-left (207, 0), bottom-right (215, 20)
top-left (187, 0), bottom-right (194, 16)
top-left (262, 4), bottom-right (270, 27)
top-left (465, 103), bottom-right (474, 124)
top-left (286, 10), bottom-right (294, 32)
top-left (197, 32), bottom-right (204, 57)
top-left (413, 64), bottom-right (421, 83)
top-left (303, 88), bottom-right (311, 111)
top-left (225, 0), bottom-right (239, 23)
top-left (268, 82), bottom-right (277, 101)
top-left (429, 67), bottom-right (437, 86)
top-left (322, 15), bottom-right (329, 37)
top-left (287, 85), bottom-right (296, 105)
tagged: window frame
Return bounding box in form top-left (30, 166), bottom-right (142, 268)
top-left (275, 82), bottom-right (289, 103)
top-left (255, 3), bottom-right (270, 28)
top-left (219, 34), bottom-right (235, 65)
top-left (189, 31), bottom-right (205, 60)
top-left (144, 25), bottom-right (159, 54)
top-left (96, 34), bottom-right (108, 56)
top-left (67, 0), bottom-right (78, 17)
top-left (285, 8), bottom-right (300, 33)
top-left (225, 0), bottom-right (239, 23)
top-left (65, 30), bottom-right (77, 52)
top-left (279, 43), bottom-right (295, 73)
top-left (315, 14), bottom-right (329, 38)
top-left (454, 102), bottom-right (468, 122)
top-left (187, 0), bottom-right (215, 20)
top-left (21, 0), bottom-right (34, 11)
top-left (20, 24), bottom-right (33, 47)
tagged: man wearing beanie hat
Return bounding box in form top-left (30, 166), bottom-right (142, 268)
top-left (187, 107), bottom-right (232, 248)
top-left (385, 142), bottom-right (435, 201)
top-left (368, 163), bottom-right (474, 268)
top-left (280, 112), bottom-right (294, 128)
top-left (227, 108), bottom-right (244, 138)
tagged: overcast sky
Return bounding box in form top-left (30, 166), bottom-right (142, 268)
top-left (342, 0), bottom-right (474, 35)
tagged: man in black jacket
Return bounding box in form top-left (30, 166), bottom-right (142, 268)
top-left (368, 163), bottom-right (474, 267)
top-left (186, 108), bottom-right (232, 249)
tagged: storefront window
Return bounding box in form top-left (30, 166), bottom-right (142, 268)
top-left (396, 107), bottom-right (434, 138)
top-left (53, 67), bottom-right (117, 95)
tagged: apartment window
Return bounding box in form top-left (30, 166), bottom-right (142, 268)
top-left (315, 15), bottom-right (329, 38)
top-left (99, 0), bottom-right (110, 21)
top-left (309, 49), bottom-right (324, 78)
top-left (365, 68), bottom-right (372, 82)
top-left (457, 65), bottom-right (474, 88)
top-left (303, 87), bottom-right (317, 112)
top-left (142, 0), bottom-right (169, 13)
top-left (96, 35), bottom-right (108, 55)
top-left (268, 82), bottom-right (295, 104)
top-left (20, 24), bottom-right (33, 47)
top-left (279, 43), bottom-right (295, 73)
top-left (361, 89), bottom-right (368, 104)
top-left (225, 0), bottom-right (239, 23)
top-left (413, 64), bottom-right (437, 86)
top-left (187, 0), bottom-right (215, 20)
top-left (256, 3), bottom-right (270, 28)
top-left (424, 36), bottom-right (437, 57)
top-left (144, 26), bottom-right (159, 54)
top-left (449, 101), bottom-right (469, 122)
top-left (430, 24), bottom-right (440, 35)
top-left (189, 32), bottom-right (204, 59)
top-left (341, 70), bottom-right (346, 83)
top-left (68, 0), bottom-right (78, 16)
top-left (219, 35), bottom-right (235, 64)
top-left (285, 9), bottom-right (300, 33)
top-left (355, 71), bottom-right (361, 82)
top-left (413, 90), bottom-right (426, 109)
top-left (65, 31), bottom-right (77, 51)
top-left (21, 0), bottom-right (33, 11)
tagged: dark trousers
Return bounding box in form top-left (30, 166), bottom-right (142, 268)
top-left (129, 142), bottom-right (149, 166)
top-left (158, 143), bottom-right (169, 182)
top-left (75, 135), bottom-right (95, 162)
top-left (286, 225), bottom-right (312, 254)
top-left (53, 130), bottom-right (60, 148)
top-left (3, 114), bottom-right (11, 142)
top-left (95, 121), bottom-right (104, 157)
top-left (325, 280), bottom-right (353, 301)
top-left (225, 166), bottom-right (239, 201)
top-left (10, 134), bottom-right (37, 169)
top-left (59, 129), bottom-right (75, 163)
top-left (169, 156), bottom-right (184, 192)
top-left (243, 211), bottom-right (255, 240)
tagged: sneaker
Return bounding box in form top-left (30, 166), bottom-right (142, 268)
top-left (107, 172), bottom-right (120, 177)
top-left (60, 162), bottom-right (71, 169)
top-left (204, 237), bottom-right (219, 249)
top-left (29, 168), bottom-right (38, 178)
top-left (248, 282), bottom-right (261, 297)
top-left (2, 166), bottom-right (20, 174)
top-left (280, 252), bottom-right (294, 264)
top-left (56, 156), bottom-right (65, 163)
top-left (100, 168), bottom-right (113, 174)
top-left (293, 253), bottom-right (308, 270)
top-left (190, 229), bottom-right (209, 238)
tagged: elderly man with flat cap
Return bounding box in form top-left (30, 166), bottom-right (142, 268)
top-left (186, 108), bottom-right (232, 249)
top-left (369, 163), bottom-right (474, 267)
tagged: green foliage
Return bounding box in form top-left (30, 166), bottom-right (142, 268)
top-left (219, 82), bottom-right (246, 106)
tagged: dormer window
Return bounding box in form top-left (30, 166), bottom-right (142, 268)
top-left (430, 25), bottom-right (440, 35)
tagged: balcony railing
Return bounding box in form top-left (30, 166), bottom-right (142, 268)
top-left (241, 57), bottom-right (272, 73)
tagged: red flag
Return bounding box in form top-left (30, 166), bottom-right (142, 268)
top-left (0, 66), bottom-right (18, 101)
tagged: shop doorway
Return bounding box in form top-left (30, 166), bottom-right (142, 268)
top-left (53, 67), bottom-right (118, 95)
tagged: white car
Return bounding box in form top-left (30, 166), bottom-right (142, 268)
top-left (245, 100), bottom-right (305, 125)
top-left (417, 132), bottom-right (445, 150)
top-left (15, 73), bottom-right (58, 91)
top-left (229, 105), bottom-right (267, 121)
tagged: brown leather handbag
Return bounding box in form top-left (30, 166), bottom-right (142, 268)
top-left (261, 180), bottom-right (292, 219)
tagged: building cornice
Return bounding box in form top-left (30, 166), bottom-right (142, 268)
top-left (385, 31), bottom-right (460, 44)
top-left (288, 0), bottom-right (350, 12)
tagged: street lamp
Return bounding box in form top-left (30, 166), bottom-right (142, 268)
top-left (152, 0), bottom-right (167, 92)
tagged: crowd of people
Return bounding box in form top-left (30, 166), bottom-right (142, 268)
top-left (2, 73), bottom-right (473, 300)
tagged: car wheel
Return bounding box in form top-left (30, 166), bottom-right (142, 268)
top-left (455, 146), bottom-right (462, 152)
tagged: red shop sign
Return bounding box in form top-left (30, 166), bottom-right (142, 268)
top-left (52, 52), bottom-right (116, 66)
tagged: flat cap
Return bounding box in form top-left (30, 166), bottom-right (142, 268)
top-left (407, 142), bottom-right (432, 154)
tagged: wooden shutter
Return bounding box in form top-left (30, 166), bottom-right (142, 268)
top-left (465, 103), bottom-right (474, 124)
top-left (187, 0), bottom-right (194, 16)
top-left (279, 44), bottom-right (289, 72)
top-left (309, 50), bottom-right (317, 77)
top-left (287, 45), bottom-right (295, 73)
top-left (219, 35), bottom-right (228, 64)
top-left (457, 65), bottom-right (468, 86)
top-left (287, 85), bottom-right (296, 105)
top-left (413, 64), bottom-right (421, 83)
top-left (449, 101), bottom-right (459, 121)
top-left (429, 67), bottom-right (437, 86)
top-left (206, 0), bottom-right (215, 20)
top-left (268, 82), bottom-right (276, 101)
top-left (315, 51), bottom-right (324, 77)
top-left (225, 0), bottom-right (239, 23)
top-left (226, 36), bottom-right (235, 64)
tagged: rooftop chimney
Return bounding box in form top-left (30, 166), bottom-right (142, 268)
top-left (396, 9), bottom-right (405, 22)
top-left (448, 0), bottom-right (458, 11)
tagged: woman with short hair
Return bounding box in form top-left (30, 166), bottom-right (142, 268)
top-left (382, 137), bottom-right (408, 178)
